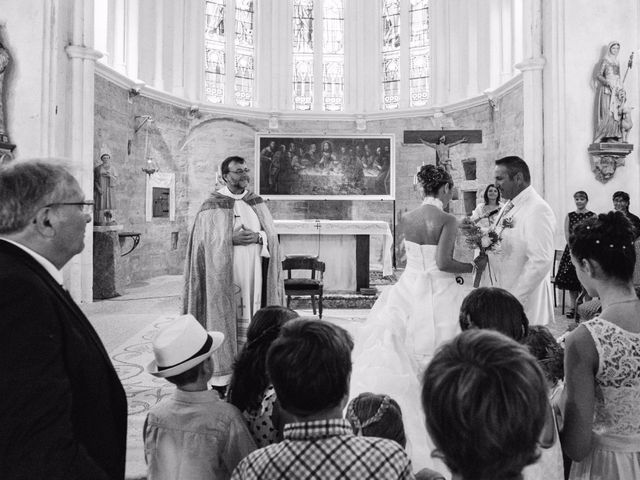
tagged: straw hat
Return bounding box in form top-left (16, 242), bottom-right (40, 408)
top-left (147, 314), bottom-right (225, 378)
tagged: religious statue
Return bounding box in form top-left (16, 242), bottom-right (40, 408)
top-left (420, 135), bottom-right (467, 172)
top-left (94, 148), bottom-right (118, 225)
top-left (0, 39), bottom-right (11, 144)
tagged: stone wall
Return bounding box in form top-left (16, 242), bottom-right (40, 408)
top-left (95, 74), bottom-right (523, 283)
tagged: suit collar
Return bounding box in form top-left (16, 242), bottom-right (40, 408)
top-left (0, 238), bottom-right (63, 285)
top-left (510, 185), bottom-right (535, 208)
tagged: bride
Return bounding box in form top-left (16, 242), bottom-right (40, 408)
top-left (350, 165), bottom-right (486, 475)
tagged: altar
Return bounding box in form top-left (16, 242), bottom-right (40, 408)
top-left (274, 219), bottom-right (394, 292)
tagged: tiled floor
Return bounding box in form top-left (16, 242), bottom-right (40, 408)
top-left (82, 274), bottom-right (575, 479)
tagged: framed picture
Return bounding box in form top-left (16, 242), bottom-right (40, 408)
top-left (255, 134), bottom-right (395, 199)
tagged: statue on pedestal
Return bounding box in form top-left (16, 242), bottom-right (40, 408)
top-left (94, 148), bottom-right (118, 225)
top-left (0, 34), bottom-right (16, 164)
top-left (589, 41), bottom-right (635, 183)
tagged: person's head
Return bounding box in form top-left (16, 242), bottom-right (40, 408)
top-left (494, 156), bottom-right (531, 200)
top-left (573, 191), bottom-right (588, 210)
top-left (0, 160), bottom-right (92, 269)
top-left (267, 318), bottom-right (354, 418)
top-left (483, 184), bottom-right (501, 205)
top-left (346, 393), bottom-right (406, 448)
top-left (268, 140), bottom-right (276, 150)
top-left (459, 287), bottom-right (529, 341)
top-left (422, 330), bottom-right (547, 480)
top-left (612, 191), bottom-right (630, 212)
top-left (228, 306), bottom-right (299, 411)
top-left (322, 141), bottom-right (331, 152)
top-left (100, 153), bottom-right (111, 164)
top-left (521, 326), bottom-right (564, 388)
top-left (608, 41), bottom-right (620, 57)
top-left (416, 164), bottom-right (454, 203)
top-left (220, 156), bottom-right (250, 192)
top-left (439, 135), bottom-right (446, 143)
top-left (147, 314), bottom-right (225, 389)
top-left (569, 211), bottom-right (636, 296)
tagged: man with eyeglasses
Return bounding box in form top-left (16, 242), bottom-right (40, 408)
top-left (183, 155), bottom-right (285, 390)
top-left (0, 160), bottom-right (127, 479)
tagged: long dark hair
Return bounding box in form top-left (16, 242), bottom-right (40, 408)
top-left (483, 184), bottom-right (501, 205)
top-left (227, 306), bottom-right (298, 411)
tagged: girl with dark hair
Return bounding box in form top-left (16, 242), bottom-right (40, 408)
top-left (350, 164), bottom-right (487, 474)
top-left (227, 306), bottom-right (298, 447)
top-left (470, 184), bottom-right (503, 228)
top-left (555, 191), bottom-right (596, 318)
top-left (562, 211), bottom-right (640, 479)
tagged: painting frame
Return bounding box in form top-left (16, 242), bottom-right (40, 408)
top-left (255, 133), bottom-right (395, 200)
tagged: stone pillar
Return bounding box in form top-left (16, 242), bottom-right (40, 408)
top-left (153, 0), bottom-right (164, 90)
top-left (93, 228), bottom-right (125, 299)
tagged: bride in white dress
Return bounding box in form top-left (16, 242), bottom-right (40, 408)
top-left (350, 165), bottom-right (486, 476)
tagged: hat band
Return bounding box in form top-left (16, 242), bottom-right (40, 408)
top-left (157, 334), bottom-right (213, 371)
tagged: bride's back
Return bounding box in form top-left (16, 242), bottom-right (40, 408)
top-left (402, 204), bottom-right (450, 246)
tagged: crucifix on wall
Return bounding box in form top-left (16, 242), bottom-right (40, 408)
top-left (404, 130), bottom-right (483, 172)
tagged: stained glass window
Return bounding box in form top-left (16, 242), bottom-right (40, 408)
top-left (382, 0), bottom-right (401, 109)
top-left (409, 0), bottom-right (429, 106)
top-left (204, 0), bottom-right (255, 107)
top-left (292, 0), bottom-right (314, 110)
top-left (322, 0), bottom-right (344, 111)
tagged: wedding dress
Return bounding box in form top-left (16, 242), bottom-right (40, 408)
top-left (350, 198), bottom-right (471, 477)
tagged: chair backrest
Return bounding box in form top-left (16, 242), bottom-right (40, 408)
top-left (282, 257), bottom-right (325, 280)
top-left (633, 239), bottom-right (640, 286)
top-left (552, 249), bottom-right (563, 277)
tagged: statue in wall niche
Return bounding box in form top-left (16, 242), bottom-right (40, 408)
top-left (0, 39), bottom-right (10, 144)
top-left (589, 41), bottom-right (635, 183)
top-left (420, 135), bottom-right (467, 173)
top-left (94, 148), bottom-right (118, 225)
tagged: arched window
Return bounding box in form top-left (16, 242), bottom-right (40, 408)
top-left (292, 0), bottom-right (345, 111)
top-left (381, 0), bottom-right (430, 110)
top-left (204, 0), bottom-right (255, 107)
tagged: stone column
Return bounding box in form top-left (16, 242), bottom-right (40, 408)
top-left (153, 0), bottom-right (164, 90)
top-left (65, 0), bottom-right (102, 303)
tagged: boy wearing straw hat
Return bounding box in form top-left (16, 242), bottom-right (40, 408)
top-left (144, 314), bottom-right (256, 480)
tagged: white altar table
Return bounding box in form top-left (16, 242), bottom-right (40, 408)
top-left (275, 220), bottom-right (394, 291)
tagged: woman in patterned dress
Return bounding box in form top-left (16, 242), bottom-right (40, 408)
top-left (555, 191), bottom-right (595, 318)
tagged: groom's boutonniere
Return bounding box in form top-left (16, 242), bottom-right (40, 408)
top-left (502, 217), bottom-right (515, 229)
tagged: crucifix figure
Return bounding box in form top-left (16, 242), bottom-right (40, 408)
top-left (404, 129), bottom-right (483, 172)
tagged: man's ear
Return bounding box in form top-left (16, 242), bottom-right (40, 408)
top-left (515, 171), bottom-right (524, 184)
top-left (32, 207), bottom-right (56, 238)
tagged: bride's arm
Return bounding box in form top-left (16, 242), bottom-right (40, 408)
top-left (436, 215), bottom-right (474, 274)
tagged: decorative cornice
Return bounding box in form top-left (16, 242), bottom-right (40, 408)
top-left (65, 45), bottom-right (103, 61)
top-left (515, 57), bottom-right (546, 72)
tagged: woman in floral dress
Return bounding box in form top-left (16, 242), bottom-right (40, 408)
top-left (555, 191), bottom-right (595, 318)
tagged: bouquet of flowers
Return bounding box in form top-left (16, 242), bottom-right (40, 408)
top-left (460, 218), bottom-right (501, 287)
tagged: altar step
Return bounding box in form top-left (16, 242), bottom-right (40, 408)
top-left (288, 290), bottom-right (380, 310)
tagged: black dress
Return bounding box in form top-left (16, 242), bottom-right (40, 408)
top-left (555, 211), bottom-right (596, 291)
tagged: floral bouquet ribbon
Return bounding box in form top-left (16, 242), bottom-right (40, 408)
top-left (460, 217), bottom-right (501, 287)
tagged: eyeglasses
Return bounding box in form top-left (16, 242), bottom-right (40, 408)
top-left (228, 168), bottom-right (251, 175)
top-left (45, 201), bottom-right (94, 214)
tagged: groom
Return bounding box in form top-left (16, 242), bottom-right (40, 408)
top-left (482, 156), bottom-right (556, 325)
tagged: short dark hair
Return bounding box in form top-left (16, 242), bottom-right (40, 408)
top-left (228, 306), bottom-right (299, 411)
top-left (613, 191), bottom-right (630, 203)
top-left (266, 319), bottom-right (353, 416)
top-left (422, 330), bottom-right (547, 480)
top-left (483, 184), bottom-right (501, 205)
top-left (521, 326), bottom-right (564, 386)
top-left (459, 287), bottom-right (529, 341)
top-left (220, 156), bottom-right (245, 175)
top-left (573, 190), bottom-right (588, 201)
top-left (416, 164), bottom-right (453, 197)
top-left (569, 211), bottom-right (636, 282)
top-left (346, 393), bottom-right (406, 448)
top-left (495, 156), bottom-right (531, 183)
top-left (0, 160), bottom-right (77, 234)
top-left (165, 361), bottom-right (206, 387)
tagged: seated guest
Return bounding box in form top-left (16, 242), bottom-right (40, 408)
top-left (346, 393), bottom-right (446, 480)
top-left (232, 319), bottom-right (414, 480)
top-left (459, 286), bottom-right (529, 341)
top-left (612, 191), bottom-right (640, 239)
top-left (422, 330), bottom-right (548, 480)
top-left (227, 306), bottom-right (299, 447)
top-left (459, 288), bottom-right (563, 480)
top-left (562, 211), bottom-right (640, 479)
top-left (144, 315), bottom-right (256, 480)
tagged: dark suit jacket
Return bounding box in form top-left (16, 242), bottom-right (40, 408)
top-left (0, 240), bottom-right (127, 480)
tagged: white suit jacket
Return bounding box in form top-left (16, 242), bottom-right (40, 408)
top-left (481, 185), bottom-right (556, 325)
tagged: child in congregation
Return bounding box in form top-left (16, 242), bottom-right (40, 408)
top-left (144, 314), bottom-right (256, 480)
top-left (231, 319), bottom-right (415, 480)
top-left (561, 211), bottom-right (640, 479)
top-left (227, 306), bottom-right (299, 447)
top-left (459, 287), bottom-right (564, 480)
top-left (346, 392), bottom-right (446, 480)
top-left (422, 329), bottom-right (549, 480)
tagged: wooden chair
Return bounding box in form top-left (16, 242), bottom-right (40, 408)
top-left (550, 249), bottom-right (567, 313)
top-left (282, 256), bottom-right (325, 319)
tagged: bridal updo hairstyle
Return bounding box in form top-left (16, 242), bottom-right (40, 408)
top-left (416, 164), bottom-right (453, 197)
top-left (569, 211), bottom-right (635, 282)
top-left (346, 393), bottom-right (406, 448)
